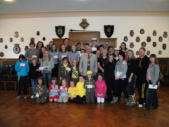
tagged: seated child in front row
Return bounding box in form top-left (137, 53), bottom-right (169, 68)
top-left (58, 79), bottom-right (69, 103)
top-left (34, 77), bottom-right (48, 104)
top-left (49, 77), bottom-right (59, 103)
top-left (75, 76), bottom-right (86, 104)
top-left (95, 74), bottom-right (107, 104)
top-left (85, 71), bottom-right (95, 104)
top-left (68, 81), bottom-right (77, 102)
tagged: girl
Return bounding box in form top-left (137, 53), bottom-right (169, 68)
top-left (85, 71), bottom-right (95, 104)
top-left (68, 81), bottom-right (77, 102)
top-left (15, 54), bottom-right (29, 99)
top-left (95, 74), bottom-right (107, 104)
top-left (146, 54), bottom-right (160, 110)
top-left (58, 57), bottom-right (71, 84)
top-left (127, 50), bottom-right (137, 105)
top-left (112, 52), bottom-right (129, 105)
top-left (71, 60), bottom-right (79, 84)
top-left (29, 57), bottom-right (40, 99)
top-left (58, 79), bottom-right (69, 103)
top-left (34, 77), bottom-right (48, 104)
top-left (40, 50), bottom-right (54, 87)
top-left (49, 44), bottom-right (59, 78)
top-left (75, 76), bottom-right (86, 104)
top-left (104, 55), bottom-right (115, 102)
top-left (58, 44), bottom-right (68, 62)
top-left (49, 77), bottom-right (60, 102)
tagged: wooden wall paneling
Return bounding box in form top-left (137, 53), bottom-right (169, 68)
top-left (52, 38), bottom-right (64, 50)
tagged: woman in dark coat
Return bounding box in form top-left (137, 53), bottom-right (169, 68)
top-left (104, 55), bottom-right (115, 103)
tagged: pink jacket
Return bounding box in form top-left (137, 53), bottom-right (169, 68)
top-left (95, 80), bottom-right (107, 98)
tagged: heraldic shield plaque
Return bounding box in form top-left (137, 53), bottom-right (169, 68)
top-left (104, 25), bottom-right (114, 38)
top-left (55, 26), bottom-right (65, 38)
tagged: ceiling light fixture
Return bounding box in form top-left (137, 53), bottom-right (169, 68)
top-left (3, 0), bottom-right (15, 2)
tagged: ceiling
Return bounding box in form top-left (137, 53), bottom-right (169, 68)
top-left (0, 0), bottom-right (169, 14)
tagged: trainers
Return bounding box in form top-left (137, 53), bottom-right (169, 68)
top-left (111, 97), bottom-right (118, 104)
top-left (24, 96), bottom-right (27, 99)
top-left (16, 96), bottom-right (21, 99)
top-left (138, 104), bottom-right (143, 108)
top-left (30, 95), bottom-right (34, 99)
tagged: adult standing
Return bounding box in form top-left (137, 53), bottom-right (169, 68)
top-left (104, 55), bottom-right (115, 102)
top-left (98, 49), bottom-right (108, 74)
top-left (79, 46), bottom-right (98, 77)
top-left (25, 42), bottom-right (40, 63)
top-left (136, 48), bottom-right (149, 108)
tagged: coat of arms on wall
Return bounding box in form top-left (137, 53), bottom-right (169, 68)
top-left (79, 18), bottom-right (89, 30)
top-left (55, 26), bottom-right (65, 38)
top-left (104, 25), bottom-right (114, 38)
top-left (13, 44), bottom-right (21, 54)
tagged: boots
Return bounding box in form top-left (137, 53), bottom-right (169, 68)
top-left (111, 97), bottom-right (119, 104)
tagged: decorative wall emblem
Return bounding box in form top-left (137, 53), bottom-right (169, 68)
top-left (104, 25), bottom-right (114, 38)
top-left (130, 42), bottom-right (134, 48)
top-left (36, 31), bottom-right (40, 36)
top-left (79, 18), bottom-right (89, 30)
top-left (13, 44), bottom-right (21, 54)
top-left (5, 45), bottom-right (8, 49)
top-left (10, 37), bottom-right (13, 42)
top-left (158, 50), bottom-right (162, 55)
top-left (163, 32), bottom-right (168, 38)
top-left (162, 44), bottom-right (166, 50)
top-left (42, 37), bottom-right (46, 41)
top-left (136, 37), bottom-right (140, 42)
top-left (14, 31), bottom-right (19, 38)
top-left (153, 30), bottom-right (157, 36)
top-left (21, 37), bottom-right (24, 42)
top-left (141, 42), bottom-right (146, 48)
top-left (147, 36), bottom-right (151, 42)
top-left (140, 29), bottom-right (145, 34)
top-left (152, 42), bottom-right (156, 47)
top-left (0, 38), bottom-right (3, 43)
top-left (130, 30), bottom-right (134, 37)
top-left (0, 52), bottom-right (4, 57)
top-left (159, 36), bottom-right (163, 42)
top-left (147, 50), bottom-right (150, 55)
top-left (124, 36), bottom-right (128, 42)
top-left (55, 26), bottom-right (65, 38)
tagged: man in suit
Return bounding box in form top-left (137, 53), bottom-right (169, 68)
top-left (79, 46), bottom-right (98, 77)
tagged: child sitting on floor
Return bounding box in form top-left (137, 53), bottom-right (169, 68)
top-left (49, 77), bottom-right (60, 103)
top-left (68, 81), bottom-right (77, 102)
top-left (34, 77), bottom-right (48, 104)
top-left (95, 74), bottom-right (107, 104)
top-left (75, 76), bottom-right (86, 104)
top-left (58, 79), bottom-right (69, 103)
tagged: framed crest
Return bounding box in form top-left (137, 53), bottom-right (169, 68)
top-left (55, 26), bottom-right (65, 38)
top-left (36, 31), bottom-right (40, 36)
top-left (104, 25), bottom-right (114, 38)
top-left (10, 37), bottom-right (13, 42)
top-left (146, 50), bottom-right (150, 55)
top-left (14, 31), bottom-right (19, 38)
top-left (0, 52), bottom-right (4, 57)
top-left (158, 50), bottom-right (162, 55)
top-left (21, 37), bottom-right (24, 42)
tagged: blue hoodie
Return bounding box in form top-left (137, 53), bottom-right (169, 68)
top-left (15, 60), bottom-right (29, 77)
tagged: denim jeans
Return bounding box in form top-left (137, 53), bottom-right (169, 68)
top-left (42, 72), bottom-right (52, 88)
top-left (127, 75), bottom-right (136, 95)
top-left (31, 78), bottom-right (37, 95)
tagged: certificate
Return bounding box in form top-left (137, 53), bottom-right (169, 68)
top-left (92, 47), bottom-right (97, 51)
top-left (20, 63), bottom-right (25, 67)
top-left (54, 55), bottom-right (58, 59)
top-left (66, 67), bottom-right (71, 71)
top-left (39, 67), bottom-right (44, 70)
top-left (87, 85), bottom-right (93, 88)
top-left (32, 55), bottom-right (37, 58)
top-left (148, 84), bottom-right (158, 89)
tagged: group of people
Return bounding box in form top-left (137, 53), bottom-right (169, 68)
top-left (14, 38), bottom-right (160, 110)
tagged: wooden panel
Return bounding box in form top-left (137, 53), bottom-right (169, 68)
top-left (0, 59), bottom-right (17, 66)
top-left (69, 31), bottom-right (100, 43)
top-left (52, 38), bottom-right (64, 50)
